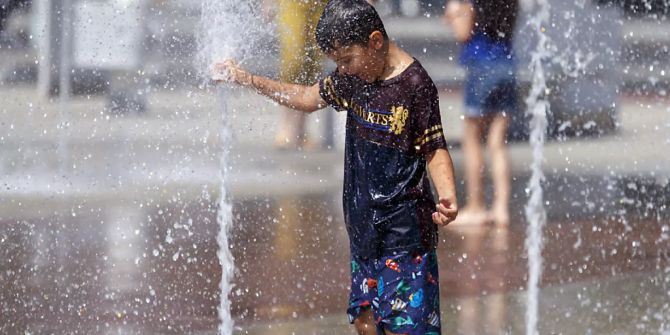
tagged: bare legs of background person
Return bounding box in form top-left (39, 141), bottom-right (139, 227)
top-left (486, 113), bottom-right (511, 226)
top-left (457, 112), bottom-right (510, 226)
top-left (274, 107), bottom-right (308, 149)
top-left (275, 0), bottom-right (322, 150)
top-left (456, 117), bottom-right (488, 225)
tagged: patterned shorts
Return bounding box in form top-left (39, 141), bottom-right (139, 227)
top-left (348, 250), bottom-right (441, 335)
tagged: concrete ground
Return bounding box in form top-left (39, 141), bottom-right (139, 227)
top-left (1, 83), bottom-right (669, 334)
top-left (234, 271), bottom-right (670, 335)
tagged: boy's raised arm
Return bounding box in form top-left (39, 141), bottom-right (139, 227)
top-left (426, 148), bottom-right (459, 226)
top-left (213, 60), bottom-right (327, 113)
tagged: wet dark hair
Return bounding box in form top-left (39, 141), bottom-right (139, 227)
top-left (473, 0), bottom-right (518, 42)
top-left (316, 0), bottom-right (388, 53)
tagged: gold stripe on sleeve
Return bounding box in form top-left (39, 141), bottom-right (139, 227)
top-left (414, 131), bottom-right (445, 151)
top-left (413, 125), bottom-right (444, 144)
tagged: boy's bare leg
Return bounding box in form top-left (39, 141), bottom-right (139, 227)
top-left (486, 113), bottom-right (511, 226)
top-left (353, 309), bottom-right (409, 335)
top-left (455, 117), bottom-right (488, 225)
top-left (353, 308), bottom-right (377, 335)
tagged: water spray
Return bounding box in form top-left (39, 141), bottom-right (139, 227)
top-left (521, 0), bottom-right (552, 334)
top-left (197, 1), bottom-right (271, 333)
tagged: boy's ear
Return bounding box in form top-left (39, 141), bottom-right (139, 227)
top-left (367, 31), bottom-right (385, 50)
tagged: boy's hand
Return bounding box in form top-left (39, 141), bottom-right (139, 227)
top-left (212, 59), bottom-right (253, 86)
top-left (432, 196), bottom-right (458, 227)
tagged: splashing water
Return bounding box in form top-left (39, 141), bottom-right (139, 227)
top-left (58, 0), bottom-right (73, 176)
top-left (197, 1), bottom-right (270, 76)
top-left (197, 1), bottom-right (271, 334)
top-left (215, 100), bottom-right (235, 335)
top-left (521, 0), bottom-right (552, 334)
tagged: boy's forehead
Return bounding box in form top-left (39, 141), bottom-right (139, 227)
top-left (329, 44), bottom-right (360, 58)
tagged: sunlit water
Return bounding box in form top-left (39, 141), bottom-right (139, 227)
top-left (197, 1), bottom-right (272, 333)
top-left (521, 0), bottom-right (552, 334)
top-left (215, 88), bottom-right (235, 334)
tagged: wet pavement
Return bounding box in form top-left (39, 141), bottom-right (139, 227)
top-left (1, 83), bottom-right (669, 333)
top-left (1, 180), bottom-right (668, 334)
top-left (0, 89), bottom-right (669, 333)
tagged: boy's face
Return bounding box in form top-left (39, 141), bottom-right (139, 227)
top-left (328, 31), bottom-right (386, 83)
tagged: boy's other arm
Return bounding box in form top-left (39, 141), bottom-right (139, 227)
top-left (213, 60), bottom-right (327, 113)
top-left (426, 148), bottom-right (459, 226)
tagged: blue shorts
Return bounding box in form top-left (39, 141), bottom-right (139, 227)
top-left (463, 61), bottom-right (517, 118)
top-left (348, 250), bottom-right (441, 335)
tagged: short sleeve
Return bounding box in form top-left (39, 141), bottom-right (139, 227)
top-left (319, 71), bottom-right (352, 112)
top-left (412, 81), bottom-right (447, 155)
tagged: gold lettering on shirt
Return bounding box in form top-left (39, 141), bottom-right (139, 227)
top-left (389, 106), bottom-right (409, 135)
top-left (323, 76), bottom-right (346, 109)
top-left (381, 115), bottom-right (390, 126)
top-left (322, 78), bottom-right (408, 132)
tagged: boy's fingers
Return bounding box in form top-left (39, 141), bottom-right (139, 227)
top-left (434, 203), bottom-right (458, 226)
top-left (436, 203), bottom-right (455, 214)
top-left (437, 198), bottom-right (458, 215)
top-left (432, 212), bottom-right (442, 225)
top-left (212, 62), bottom-right (235, 83)
top-left (432, 212), bottom-right (452, 226)
top-left (223, 59), bottom-right (241, 70)
top-left (438, 197), bottom-right (455, 206)
top-left (443, 205), bottom-right (458, 215)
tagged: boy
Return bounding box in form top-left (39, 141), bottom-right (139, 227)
top-left (213, 1), bottom-right (458, 333)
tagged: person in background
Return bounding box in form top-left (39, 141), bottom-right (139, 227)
top-left (273, 0), bottom-right (329, 149)
top-left (444, 0), bottom-right (518, 226)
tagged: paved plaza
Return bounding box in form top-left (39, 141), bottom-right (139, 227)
top-left (1, 4), bottom-right (670, 334)
top-left (1, 82), bottom-right (669, 334)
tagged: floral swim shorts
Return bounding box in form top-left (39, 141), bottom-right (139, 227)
top-left (347, 250), bottom-right (441, 335)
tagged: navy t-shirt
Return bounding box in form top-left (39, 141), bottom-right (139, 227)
top-left (319, 59), bottom-right (448, 259)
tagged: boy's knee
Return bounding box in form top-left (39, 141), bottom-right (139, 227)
top-left (353, 309), bottom-right (376, 335)
top-left (487, 128), bottom-right (508, 151)
top-left (487, 138), bottom-right (506, 152)
top-left (353, 319), bottom-right (375, 335)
